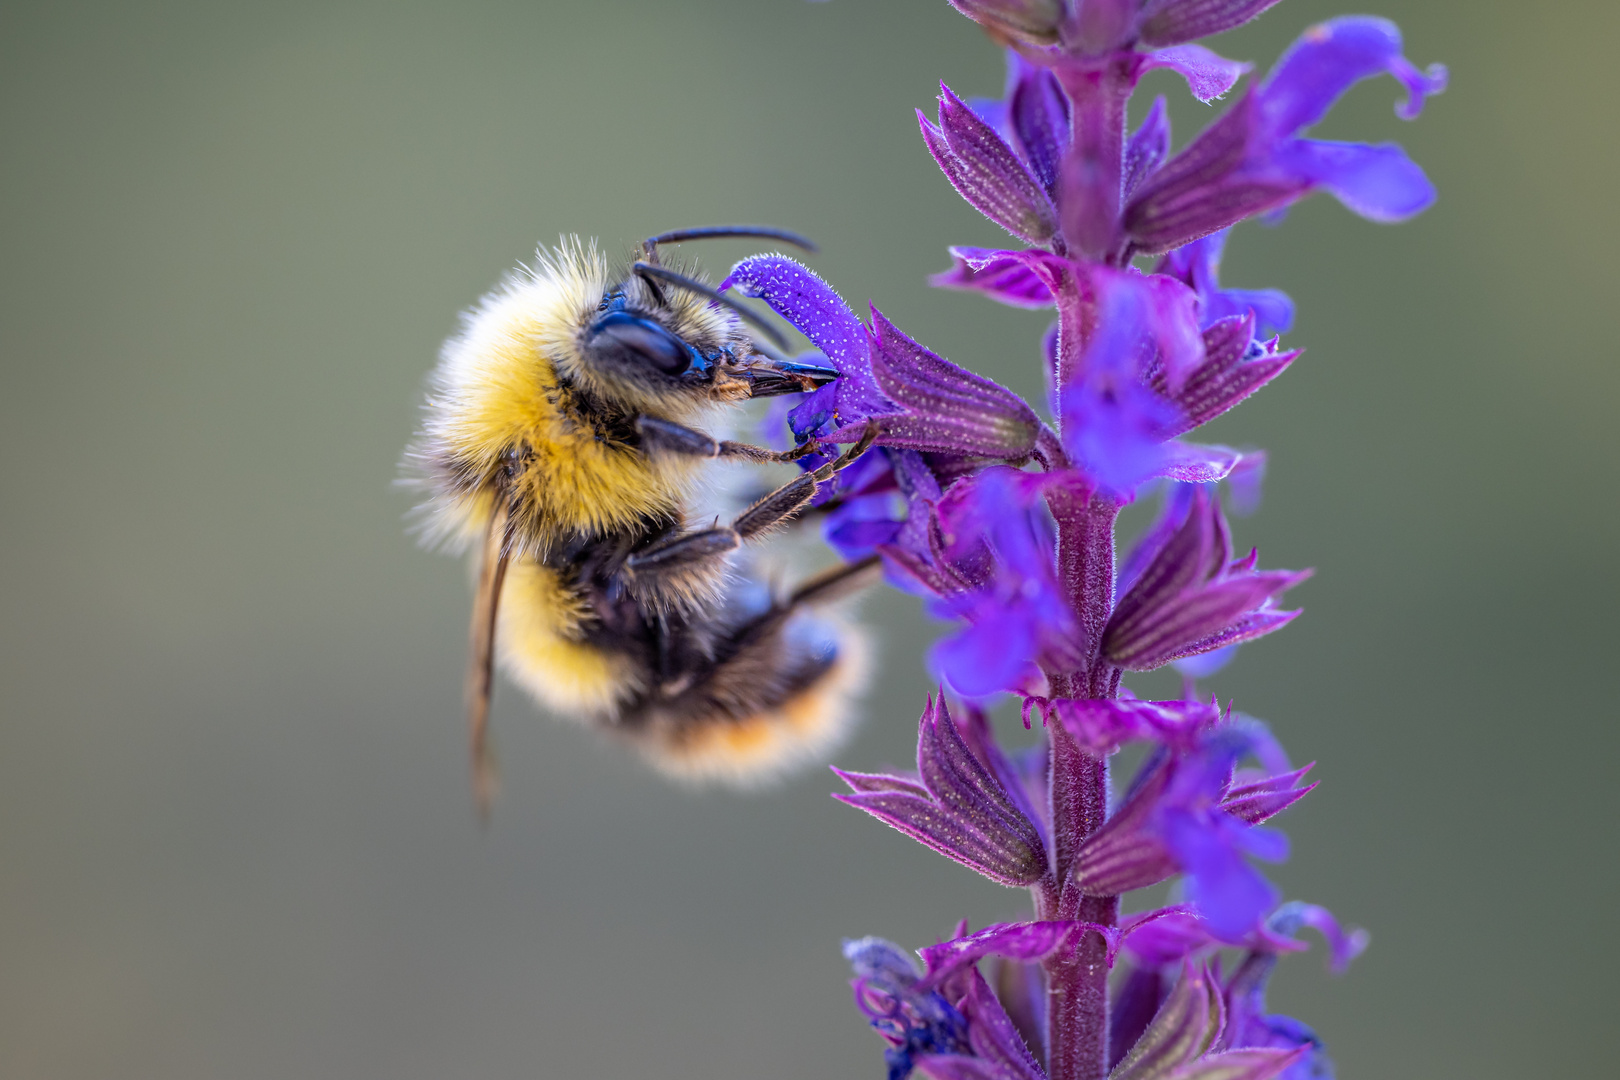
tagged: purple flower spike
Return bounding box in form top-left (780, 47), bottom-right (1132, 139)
top-left (1125, 17), bottom-right (1447, 253)
top-left (869, 308), bottom-right (1048, 460)
top-left (835, 696), bottom-right (1047, 886)
top-left (1138, 0), bottom-right (1288, 49)
top-left (1102, 487), bottom-right (1308, 671)
top-left (923, 84), bottom-right (1060, 246)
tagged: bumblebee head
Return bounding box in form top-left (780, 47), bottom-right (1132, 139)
top-left (569, 266), bottom-right (836, 415)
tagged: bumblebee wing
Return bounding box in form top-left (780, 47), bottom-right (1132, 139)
top-left (465, 500), bottom-right (512, 820)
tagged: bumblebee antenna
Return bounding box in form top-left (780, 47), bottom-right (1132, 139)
top-left (632, 262), bottom-right (789, 349)
top-left (641, 225), bottom-right (817, 264)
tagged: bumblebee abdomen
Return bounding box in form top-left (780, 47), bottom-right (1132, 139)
top-left (635, 616), bottom-right (871, 786)
top-left (496, 559), bottom-right (644, 717)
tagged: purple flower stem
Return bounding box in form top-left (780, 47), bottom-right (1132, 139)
top-left (1038, 719), bottom-right (1117, 1080)
top-left (1041, 47), bottom-right (1135, 1063)
top-left (1040, 467), bottom-right (1124, 1080)
top-left (1055, 58), bottom-right (1135, 262)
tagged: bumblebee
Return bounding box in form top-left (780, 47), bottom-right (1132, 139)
top-left (407, 226), bottom-right (879, 811)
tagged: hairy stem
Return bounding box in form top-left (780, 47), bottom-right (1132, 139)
top-left (1054, 57), bottom-right (1136, 262)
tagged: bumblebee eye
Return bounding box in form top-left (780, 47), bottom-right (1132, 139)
top-left (586, 311), bottom-right (692, 376)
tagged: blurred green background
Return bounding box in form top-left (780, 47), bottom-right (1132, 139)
top-left (2, 1), bottom-right (1614, 1077)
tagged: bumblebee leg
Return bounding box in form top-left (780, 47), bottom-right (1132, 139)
top-left (626, 421), bottom-right (879, 577)
top-left (635, 416), bottom-right (820, 465)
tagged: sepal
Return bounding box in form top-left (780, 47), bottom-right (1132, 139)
top-left (1102, 488), bottom-right (1307, 671)
top-left (915, 968), bottom-right (1047, 1080)
top-left (835, 696), bottom-right (1047, 886)
top-left (923, 84), bottom-right (1060, 245)
top-left (947, 0), bottom-right (1065, 47)
top-left (1154, 317), bottom-right (1299, 436)
top-left (1110, 962), bottom-right (1225, 1080)
top-left (1166, 1049), bottom-right (1306, 1080)
top-left (1138, 0), bottom-right (1287, 48)
top-left (869, 308), bottom-right (1046, 459)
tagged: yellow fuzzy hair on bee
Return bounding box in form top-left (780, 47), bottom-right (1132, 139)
top-left (404, 225), bottom-right (878, 812)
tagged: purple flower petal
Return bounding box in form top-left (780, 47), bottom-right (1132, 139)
top-left (1163, 809), bottom-right (1281, 939)
top-left (1157, 443), bottom-right (1241, 484)
top-left (1007, 56), bottom-right (1069, 198)
top-left (930, 247), bottom-right (1056, 308)
top-left (918, 920), bottom-right (1098, 991)
top-left (1273, 138), bottom-right (1437, 223)
top-left (1267, 901), bottom-right (1370, 974)
top-left (722, 254), bottom-right (895, 427)
top-left (1144, 44), bottom-right (1251, 104)
top-left (933, 611), bottom-right (1039, 698)
top-left (1125, 18), bottom-right (1445, 252)
top-left (1156, 230), bottom-right (1294, 337)
top-left (1257, 17), bottom-right (1447, 134)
